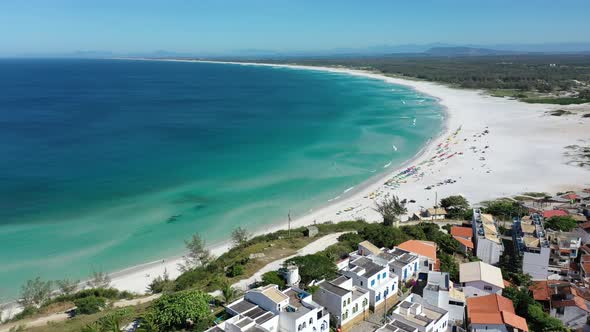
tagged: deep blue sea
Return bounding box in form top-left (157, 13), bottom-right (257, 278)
top-left (0, 59), bottom-right (442, 298)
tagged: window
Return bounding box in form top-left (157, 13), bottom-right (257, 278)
top-left (360, 281), bottom-right (363, 286)
top-left (377, 274), bottom-right (381, 280)
top-left (347, 298), bottom-right (351, 305)
top-left (484, 285), bottom-right (493, 291)
top-left (343, 301), bottom-right (346, 308)
top-left (309, 318), bottom-right (313, 325)
top-left (298, 324), bottom-right (303, 331)
top-left (382, 272), bottom-right (387, 279)
top-left (371, 279), bottom-right (375, 286)
top-left (424, 260), bottom-right (428, 267)
top-left (392, 285), bottom-right (396, 292)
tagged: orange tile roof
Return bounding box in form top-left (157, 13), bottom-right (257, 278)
top-left (501, 311), bottom-right (529, 332)
top-left (543, 210), bottom-right (568, 218)
top-left (503, 279), bottom-right (512, 288)
top-left (397, 240), bottom-right (437, 261)
top-left (453, 236), bottom-right (474, 249)
top-left (467, 294), bottom-right (528, 331)
top-left (451, 226), bottom-right (473, 238)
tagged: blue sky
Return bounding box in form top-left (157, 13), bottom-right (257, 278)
top-left (1, 0), bottom-right (589, 55)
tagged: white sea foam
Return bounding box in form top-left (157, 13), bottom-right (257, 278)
top-left (383, 161), bottom-right (392, 168)
top-left (343, 186), bottom-right (354, 193)
top-left (392, 144), bottom-right (398, 151)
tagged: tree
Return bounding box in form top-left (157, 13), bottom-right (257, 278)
top-left (358, 223), bottom-right (410, 248)
top-left (220, 280), bottom-right (238, 304)
top-left (55, 278), bottom-right (79, 295)
top-left (231, 227), bottom-right (250, 247)
top-left (286, 254), bottom-right (338, 284)
top-left (503, 286), bottom-right (568, 331)
top-left (439, 253), bottom-right (459, 282)
top-left (374, 195), bottom-right (407, 226)
top-left (544, 216), bottom-right (577, 231)
top-left (440, 195), bottom-right (470, 219)
top-left (179, 233), bottom-right (212, 272)
top-left (226, 264), bottom-right (244, 277)
top-left (148, 270), bottom-right (174, 294)
top-left (483, 200), bottom-right (528, 220)
top-left (261, 271), bottom-right (286, 289)
top-left (87, 270), bottom-right (111, 289)
top-left (148, 289), bottom-right (213, 331)
top-left (74, 296), bottom-right (106, 315)
top-left (19, 277), bottom-right (52, 307)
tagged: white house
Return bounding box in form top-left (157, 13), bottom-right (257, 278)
top-left (378, 247), bottom-right (421, 283)
top-left (341, 256), bottom-right (398, 312)
top-left (396, 240), bottom-right (438, 275)
top-left (422, 271), bottom-right (465, 324)
top-left (312, 276), bottom-right (370, 332)
top-left (459, 261), bottom-right (504, 298)
top-left (389, 293), bottom-right (449, 332)
top-left (472, 209), bottom-right (504, 265)
top-left (210, 284), bottom-right (330, 332)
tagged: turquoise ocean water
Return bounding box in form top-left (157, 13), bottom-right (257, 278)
top-left (0, 59), bottom-right (442, 298)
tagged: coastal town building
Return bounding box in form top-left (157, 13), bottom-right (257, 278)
top-left (513, 213), bottom-right (551, 280)
top-left (397, 240), bottom-right (438, 275)
top-left (386, 293), bottom-right (449, 332)
top-left (530, 280), bottom-right (590, 330)
top-left (546, 230), bottom-right (582, 277)
top-left (349, 241), bottom-right (420, 282)
top-left (358, 240), bottom-right (382, 257)
top-left (340, 256), bottom-right (398, 312)
top-left (410, 208), bottom-right (447, 222)
top-left (422, 271), bottom-right (466, 324)
top-left (211, 284), bottom-right (330, 332)
top-left (459, 261), bottom-right (504, 298)
top-left (471, 209), bottom-right (503, 264)
top-left (450, 226), bottom-right (474, 253)
top-left (466, 294), bottom-right (529, 332)
top-left (312, 276), bottom-right (370, 332)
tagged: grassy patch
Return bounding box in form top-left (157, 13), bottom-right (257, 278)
top-left (522, 192), bottom-right (548, 198)
top-left (523, 97), bottom-right (590, 105)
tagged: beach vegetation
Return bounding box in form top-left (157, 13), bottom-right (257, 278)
top-left (438, 253), bottom-right (459, 281)
top-left (225, 263), bottom-right (245, 277)
top-left (439, 195), bottom-right (470, 219)
top-left (55, 279), bottom-right (79, 296)
top-left (86, 271), bottom-right (111, 289)
top-left (231, 227), bottom-right (251, 247)
top-left (277, 54), bottom-right (590, 104)
top-left (19, 277), bottom-right (53, 307)
top-left (147, 270), bottom-right (174, 294)
top-left (261, 271), bottom-right (286, 289)
top-left (374, 195), bottom-right (407, 226)
top-left (144, 289), bottom-right (212, 331)
top-left (286, 254), bottom-right (338, 284)
top-left (544, 215), bottom-right (577, 231)
top-left (359, 223), bottom-right (410, 248)
top-left (482, 200), bottom-right (528, 220)
top-left (179, 233), bottom-right (213, 272)
top-left (74, 296), bottom-right (106, 315)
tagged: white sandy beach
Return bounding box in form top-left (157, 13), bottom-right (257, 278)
top-left (3, 60), bottom-right (590, 321)
top-left (105, 59), bottom-right (590, 295)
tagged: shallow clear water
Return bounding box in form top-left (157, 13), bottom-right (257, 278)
top-left (0, 59), bottom-right (442, 298)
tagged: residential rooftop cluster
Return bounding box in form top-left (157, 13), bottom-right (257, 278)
top-left (207, 188), bottom-right (590, 332)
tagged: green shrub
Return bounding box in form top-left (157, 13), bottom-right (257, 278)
top-left (74, 296), bottom-right (106, 315)
top-left (226, 264), bottom-right (245, 277)
top-left (261, 271), bottom-right (286, 289)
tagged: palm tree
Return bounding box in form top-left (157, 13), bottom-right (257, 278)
top-left (374, 194), bottom-right (407, 226)
top-left (221, 280), bottom-right (238, 304)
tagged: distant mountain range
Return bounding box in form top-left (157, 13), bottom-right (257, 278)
top-left (5, 42), bottom-right (590, 59)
